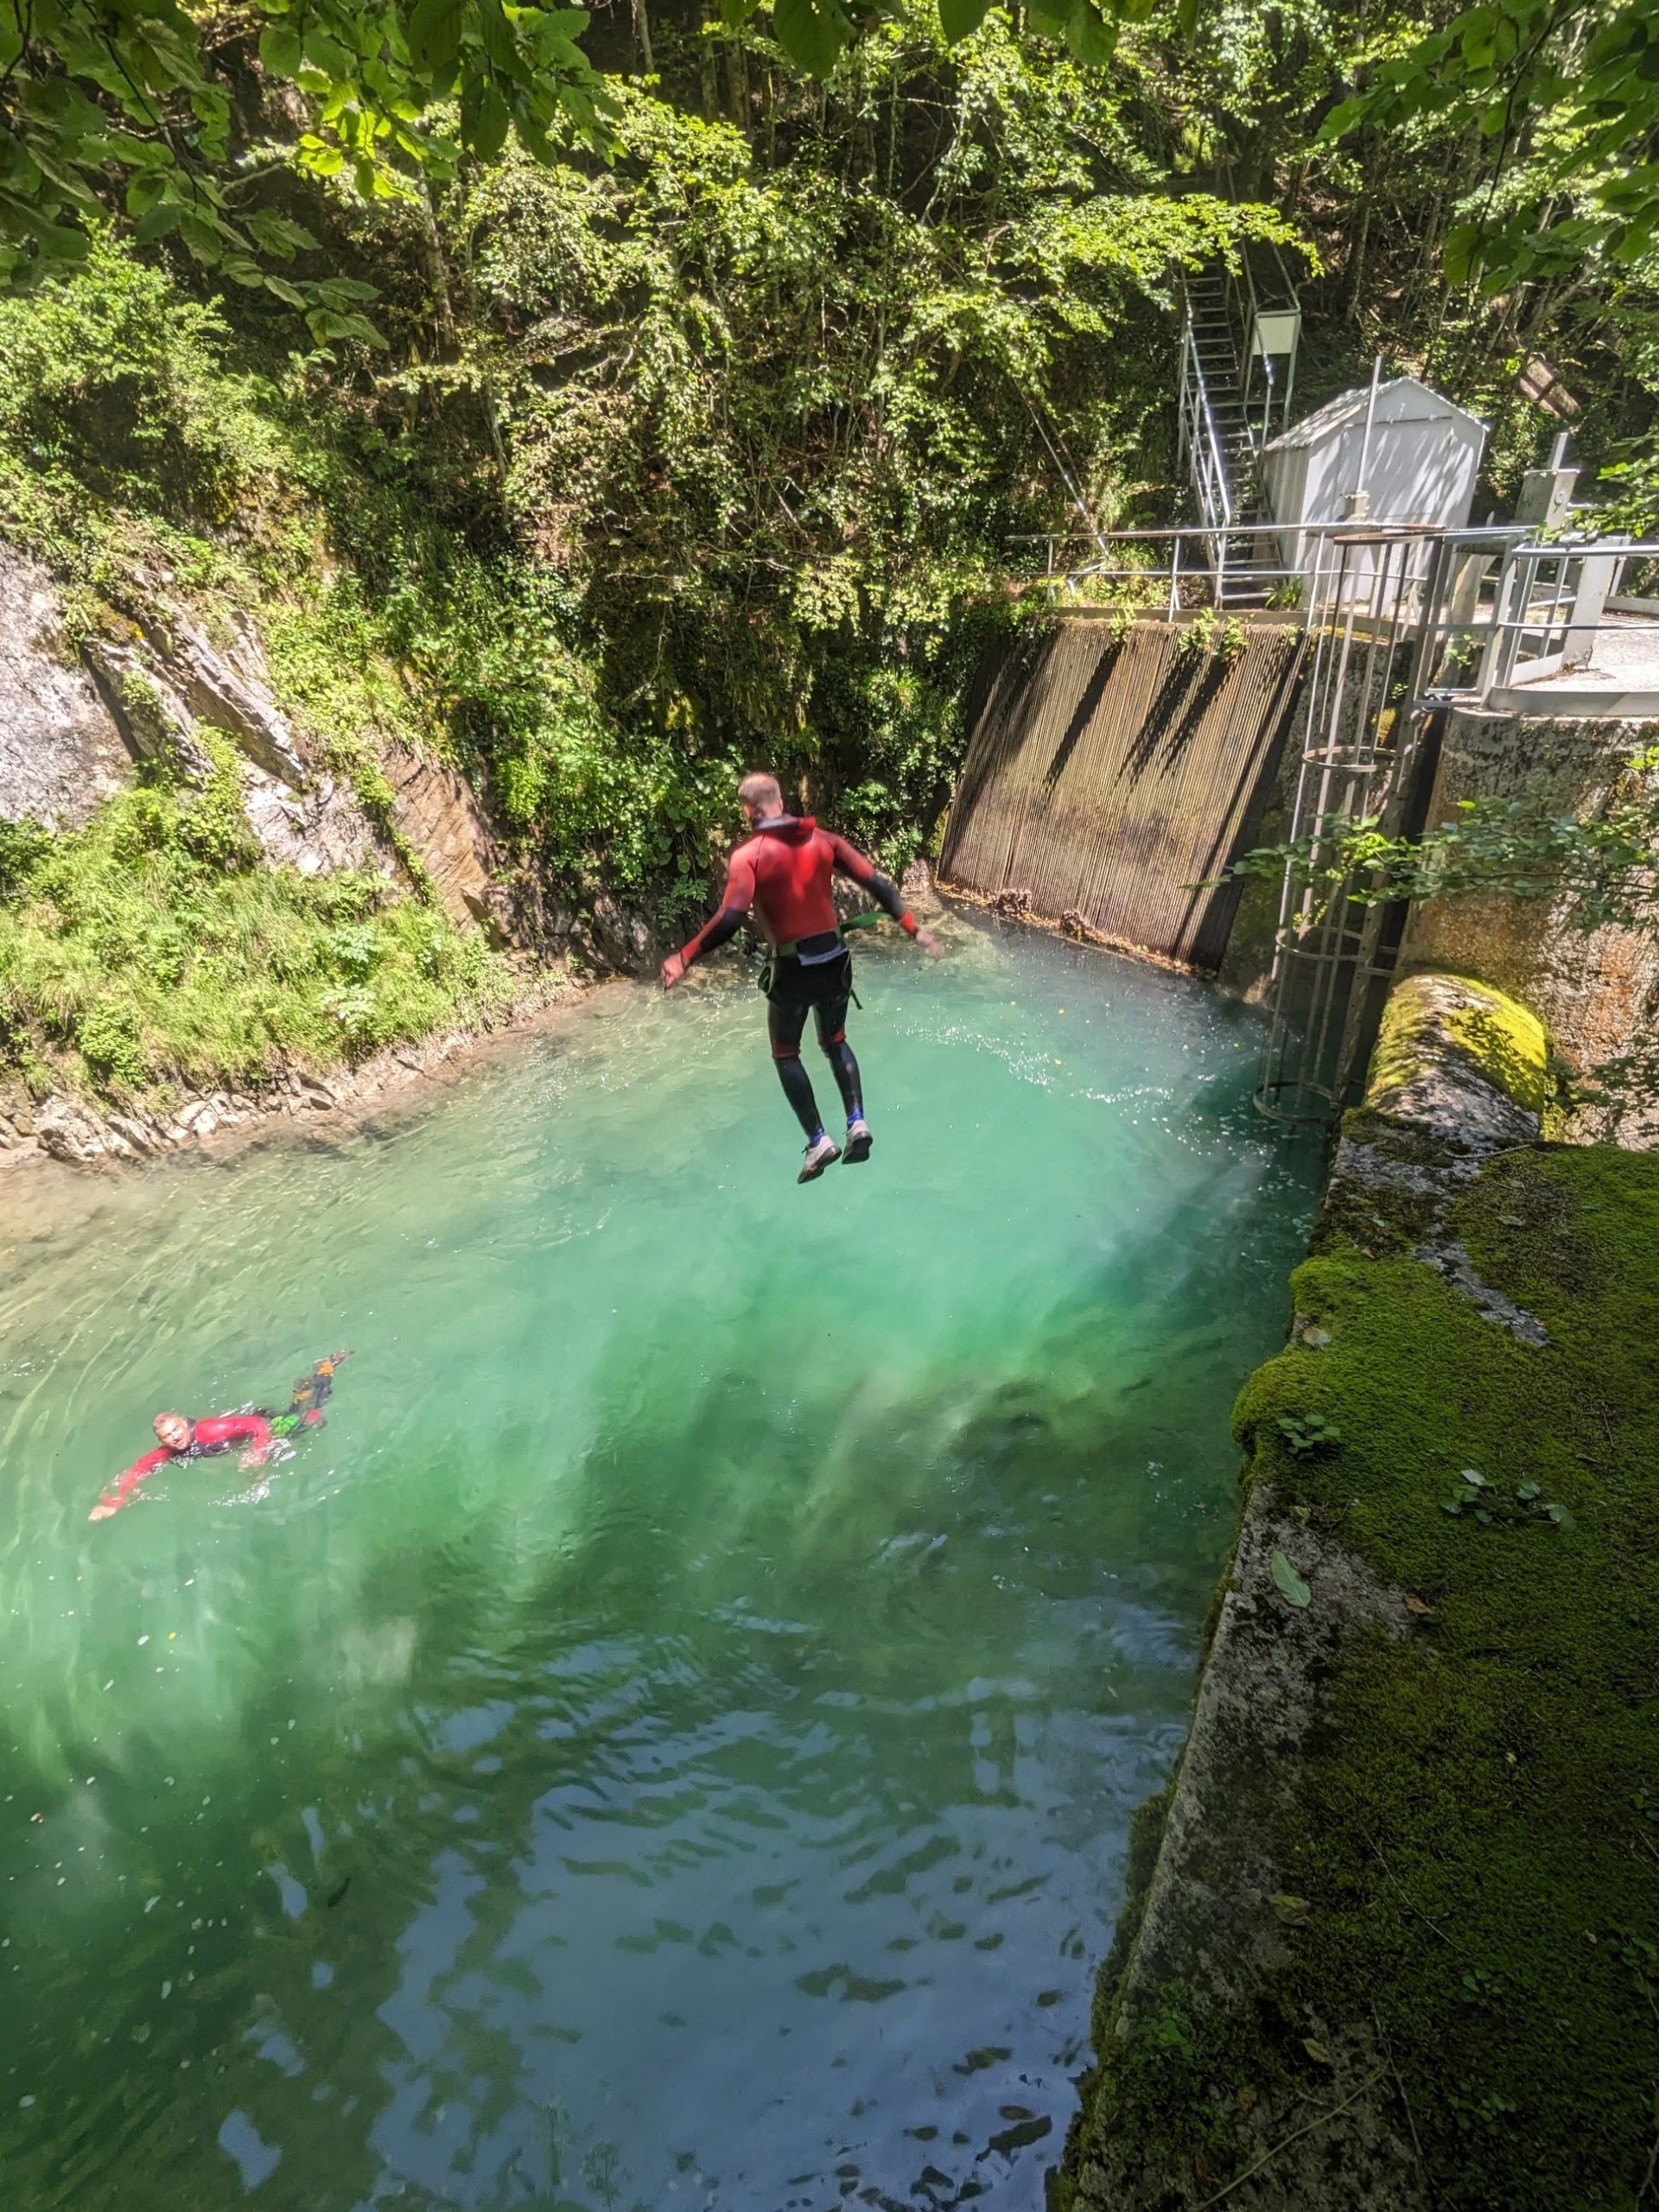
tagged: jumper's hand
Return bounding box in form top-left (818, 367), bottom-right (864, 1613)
top-left (660, 952), bottom-right (686, 991)
top-left (88, 1502), bottom-right (116, 1523)
top-left (915, 928), bottom-right (942, 959)
top-left (239, 1445), bottom-right (270, 1471)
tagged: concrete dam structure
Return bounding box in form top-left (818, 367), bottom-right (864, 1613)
top-left (940, 613), bottom-right (1307, 969)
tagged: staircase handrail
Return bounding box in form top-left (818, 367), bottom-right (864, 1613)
top-left (1179, 308), bottom-right (1235, 537)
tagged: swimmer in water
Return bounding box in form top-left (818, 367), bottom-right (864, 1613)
top-left (89, 1352), bottom-right (351, 1521)
top-left (661, 772), bottom-right (940, 1181)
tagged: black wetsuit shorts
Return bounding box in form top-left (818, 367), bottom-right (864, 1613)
top-left (765, 934), bottom-right (854, 1057)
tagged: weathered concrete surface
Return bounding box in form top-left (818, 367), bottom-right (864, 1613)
top-left (1401, 705), bottom-right (1659, 1145)
top-left (941, 613), bottom-right (1307, 971)
top-left (0, 547), bottom-right (134, 828)
top-left (1061, 970), bottom-right (1554, 2212)
top-left (1068, 1500), bottom-right (1424, 2212)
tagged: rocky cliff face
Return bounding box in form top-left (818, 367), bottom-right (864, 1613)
top-left (0, 546), bottom-right (135, 830)
top-left (0, 539), bottom-right (531, 930)
top-left (0, 538), bottom-right (671, 1168)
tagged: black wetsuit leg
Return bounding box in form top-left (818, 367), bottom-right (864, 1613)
top-left (810, 951), bottom-right (861, 1120)
top-left (766, 974), bottom-right (826, 1138)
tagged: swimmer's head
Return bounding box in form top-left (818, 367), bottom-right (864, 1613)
top-left (737, 772), bottom-right (784, 827)
top-left (153, 1412), bottom-right (191, 1452)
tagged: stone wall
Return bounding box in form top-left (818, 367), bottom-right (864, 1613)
top-left (1401, 704), bottom-right (1659, 1143)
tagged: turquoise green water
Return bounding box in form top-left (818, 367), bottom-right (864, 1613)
top-left (0, 912), bottom-right (1318, 2212)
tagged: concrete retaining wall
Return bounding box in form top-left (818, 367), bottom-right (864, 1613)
top-left (1402, 705), bottom-right (1659, 1144)
top-left (940, 615), bottom-right (1307, 969)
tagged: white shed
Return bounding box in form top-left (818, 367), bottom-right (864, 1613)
top-left (1263, 375), bottom-right (1487, 597)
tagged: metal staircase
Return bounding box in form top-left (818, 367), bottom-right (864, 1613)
top-left (1175, 254), bottom-right (1300, 607)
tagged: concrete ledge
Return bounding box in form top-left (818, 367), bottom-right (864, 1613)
top-left (1060, 972), bottom-right (1659, 2210)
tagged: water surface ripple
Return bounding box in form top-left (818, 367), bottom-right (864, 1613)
top-left (0, 914), bottom-right (1318, 2210)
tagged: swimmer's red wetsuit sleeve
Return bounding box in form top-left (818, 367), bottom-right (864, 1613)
top-left (92, 1446), bottom-right (177, 1518)
top-left (91, 1413), bottom-right (274, 1519)
top-left (677, 845), bottom-right (760, 969)
top-left (825, 833), bottom-right (920, 938)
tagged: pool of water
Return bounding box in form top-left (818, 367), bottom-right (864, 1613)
top-left (0, 911), bottom-right (1319, 2212)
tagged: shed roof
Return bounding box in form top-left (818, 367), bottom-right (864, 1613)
top-left (1264, 374), bottom-right (1486, 454)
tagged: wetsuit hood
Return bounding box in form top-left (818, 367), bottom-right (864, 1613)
top-left (753, 814), bottom-right (817, 843)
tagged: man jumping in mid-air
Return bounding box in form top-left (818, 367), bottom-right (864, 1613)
top-left (661, 774), bottom-right (939, 1181)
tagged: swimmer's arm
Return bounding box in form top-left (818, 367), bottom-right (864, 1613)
top-left (827, 836), bottom-right (939, 957)
top-left (89, 1447), bottom-right (174, 1522)
top-left (664, 849), bottom-right (759, 988)
top-left (195, 1412), bottom-right (275, 1467)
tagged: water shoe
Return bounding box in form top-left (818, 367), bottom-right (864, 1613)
top-left (842, 1119), bottom-right (873, 1164)
top-left (798, 1133), bottom-right (842, 1182)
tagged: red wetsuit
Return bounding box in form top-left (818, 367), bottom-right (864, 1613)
top-left (677, 816), bottom-right (918, 967)
top-left (92, 1413), bottom-right (274, 1520)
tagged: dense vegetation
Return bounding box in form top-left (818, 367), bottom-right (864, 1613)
top-left (3, 0), bottom-right (1659, 1116)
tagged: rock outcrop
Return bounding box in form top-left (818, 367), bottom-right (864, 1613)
top-left (0, 547), bottom-right (134, 829)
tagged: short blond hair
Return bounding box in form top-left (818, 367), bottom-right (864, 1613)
top-left (738, 772), bottom-right (782, 810)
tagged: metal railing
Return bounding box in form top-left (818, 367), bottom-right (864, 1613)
top-left (1227, 249), bottom-right (1300, 457)
top-left (1177, 317), bottom-right (1236, 540)
top-left (1255, 525), bottom-right (1659, 1123)
top-left (1008, 519), bottom-right (1659, 1123)
top-left (1014, 520), bottom-right (1446, 618)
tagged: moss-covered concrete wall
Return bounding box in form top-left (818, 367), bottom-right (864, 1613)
top-left (1060, 971), bottom-right (1659, 2212)
top-left (1402, 706), bottom-right (1659, 1146)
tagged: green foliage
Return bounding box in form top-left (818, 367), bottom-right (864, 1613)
top-left (456, 43), bottom-right (1296, 880)
top-left (0, 236), bottom-right (294, 620)
top-left (1274, 1410), bottom-right (1340, 1454)
top-left (0, 781), bottom-right (513, 1103)
top-left (0, 0), bottom-right (608, 320)
top-left (1327, 1), bottom-right (1659, 288)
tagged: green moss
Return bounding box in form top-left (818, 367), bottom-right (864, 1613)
top-left (1078, 1145), bottom-right (1659, 2209)
top-left (1370, 971), bottom-right (1552, 1119)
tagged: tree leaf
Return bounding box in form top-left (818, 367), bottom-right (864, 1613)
top-left (258, 24), bottom-right (305, 79)
top-left (1063, 0), bottom-right (1117, 67)
top-left (407, 0), bottom-right (464, 73)
top-left (460, 72), bottom-right (512, 157)
top-left (938, 0), bottom-right (995, 44)
top-left (1443, 220), bottom-right (1478, 285)
top-left (772, 0), bottom-right (851, 78)
top-left (1271, 1548), bottom-right (1311, 1608)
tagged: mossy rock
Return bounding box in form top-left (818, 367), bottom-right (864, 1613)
top-left (1366, 972), bottom-right (1554, 1148)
